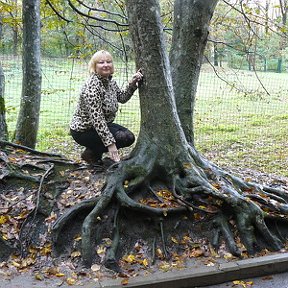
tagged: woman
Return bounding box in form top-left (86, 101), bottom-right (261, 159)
top-left (70, 50), bottom-right (143, 164)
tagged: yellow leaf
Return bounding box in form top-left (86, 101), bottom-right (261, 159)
top-left (171, 237), bottom-right (178, 244)
top-left (183, 163), bottom-right (192, 169)
top-left (224, 252), bottom-right (234, 260)
top-left (121, 278), bottom-right (129, 285)
top-left (142, 258), bottom-right (149, 267)
top-left (193, 213), bottom-right (203, 220)
top-left (11, 261), bottom-right (21, 268)
top-left (28, 246), bottom-right (38, 255)
top-left (212, 183), bottom-right (221, 189)
top-left (22, 257), bottom-right (36, 267)
top-left (157, 189), bottom-right (173, 200)
top-left (123, 254), bottom-right (136, 263)
top-left (189, 248), bottom-right (204, 258)
top-left (55, 273), bottom-right (65, 277)
top-left (40, 243), bottom-right (52, 256)
top-left (71, 251), bottom-right (81, 258)
top-left (74, 235), bottom-right (82, 241)
top-left (66, 278), bottom-right (76, 285)
top-left (232, 280), bottom-right (253, 287)
top-left (15, 211), bottom-right (29, 220)
top-left (158, 261), bottom-right (171, 272)
top-left (46, 267), bottom-right (60, 275)
top-left (124, 180), bottom-right (129, 188)
top-left (2, 234), bottom-right (8, 240)
top-left (0, 215), bottom-right (9, 224)
top-left (156, 248), bottom-right (164, 258)
top-left (34, 273), bottom-right (44, 281)
top-left (96, 245), bottom-right (106, 256)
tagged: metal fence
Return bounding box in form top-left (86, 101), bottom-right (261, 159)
top-left (1, 54), bottom-right (288, 176)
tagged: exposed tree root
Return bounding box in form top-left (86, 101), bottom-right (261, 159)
top-left (51, 144), bottom-right (288, 271)
top-left (0, 140), bottom-right (64, 158)
top-left (2, 140), bottom-right (286, 273)
top-left (0, 141), bottom-right (83, 262)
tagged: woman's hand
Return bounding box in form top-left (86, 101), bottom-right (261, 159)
top-left (130, 69), bottom-right (143, 86)
top-left (108, 143), bottom-right (120, 162)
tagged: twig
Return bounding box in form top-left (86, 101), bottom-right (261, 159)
top-left (0, 140), bottom-right (64, 158)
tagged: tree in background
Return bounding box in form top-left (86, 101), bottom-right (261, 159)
top-left (14, 0), bottom-right (41, 148)
top-left (276, 0), bottom-right (288, 72)
top-left (0, 0), bottom-right (22, 55)
top-left (0, 11), bottom-right (8, 140)
top-left (0, 65), bottom-right (8, 140)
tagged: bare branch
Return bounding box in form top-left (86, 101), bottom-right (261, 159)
top-left (67, 0), bottom-right (128, 27)
top-left (46, 0), bottom-right (72, 23)
top-left (75, 0), bottom-right (128, 20)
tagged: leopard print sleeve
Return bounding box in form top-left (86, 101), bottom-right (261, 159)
top-left (84, 76), bottom-right (116, 147)
top-left (111, 80), bottom-right (138, 104)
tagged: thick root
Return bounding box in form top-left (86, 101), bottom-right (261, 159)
top-left (49, 145), bottom-right (287, 271)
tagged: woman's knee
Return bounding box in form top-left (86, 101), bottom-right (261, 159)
top-left (115, 129), bottom-right (135, 147)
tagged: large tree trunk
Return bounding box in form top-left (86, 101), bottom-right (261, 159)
top-left (14, 0), bottom-right (41, 148)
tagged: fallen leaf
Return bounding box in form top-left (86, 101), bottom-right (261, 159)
top-left (122, 254), bottom-right (136, 263)
top-left (171, 237), bottom-right (178, 244)
top-left (121, 278), bottom-right (129, 285)
top-left (189, 248), bottom-right (204, 258)
top-left (34, 273), bottom-right (44, 281)
top-left (142, 259), bottom-right (149, 267)
top-left (66, 277), bottom-right (76, 285)
top-left (232, 280), bottom-right (253, 287)
top-left (71, 251), bottom-right (81, 258)
top-left (91, 264), bottom-right (101, 272)
top-left (262, 275), bottom-right (273, 280)
top-left (0, 215), bottom-right (9, 224)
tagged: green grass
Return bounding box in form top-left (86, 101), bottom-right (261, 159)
top-left (2, 57), bottom-right (288, 177)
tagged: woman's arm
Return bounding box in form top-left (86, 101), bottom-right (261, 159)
top-left (115, 69), bottom-right (143, 103)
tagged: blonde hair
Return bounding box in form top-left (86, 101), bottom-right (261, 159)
top-left (88, 50), bottom-right (114, 74)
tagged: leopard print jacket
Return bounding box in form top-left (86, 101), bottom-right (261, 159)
top-left (70, 73), bottom-right (137, 147)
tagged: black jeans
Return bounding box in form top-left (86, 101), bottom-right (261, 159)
top-left (70, 123), bottom-right (135, 159)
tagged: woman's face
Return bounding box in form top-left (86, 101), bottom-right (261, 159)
top-left (95, 55), bottom-right (114, 78)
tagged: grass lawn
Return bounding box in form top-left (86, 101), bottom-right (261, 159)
top-left (2, 57), bottom-right (288, 177)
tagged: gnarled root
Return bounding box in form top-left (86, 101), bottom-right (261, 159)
top-left (51, 144), bottom-right (287, 270)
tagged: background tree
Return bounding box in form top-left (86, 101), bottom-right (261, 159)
top-left (0, 0), bottom-right (22, 55)
top-left (0, 10), bottom-right (8, 140)
top-left (14, 0), bottom-right (41, 148)
top-left (276, 0), bottom-right (288, 72)
top-left (0, 65), bottom-right (8, 140)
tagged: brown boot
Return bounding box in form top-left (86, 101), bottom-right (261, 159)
top-left (81, 148), bottom-right (102, 164)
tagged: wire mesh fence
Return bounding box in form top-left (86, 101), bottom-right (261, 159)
top-left (1, 54), bottom-right (288, 176)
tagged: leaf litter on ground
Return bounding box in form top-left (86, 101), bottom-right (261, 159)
top-left (0, 149), bottom-right (287, 286)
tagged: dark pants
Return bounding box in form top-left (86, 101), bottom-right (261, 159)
top-left (70, 123), bottom-right (135, 160)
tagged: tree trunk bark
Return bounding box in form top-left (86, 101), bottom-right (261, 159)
top-left (169, 0), bottom-right (218, 145)
top-left (126, 0), bottom-right (186, 146)
top-left (14, 0), bottom-right (41, 148)
top-left (0, 65), bottom-right (8, 140)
